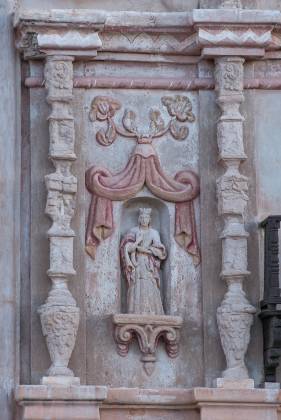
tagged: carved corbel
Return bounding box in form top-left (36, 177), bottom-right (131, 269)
top-left (113, 314), bottom-right (182, 376)
top-left (193, 8), bottom-right (277, 60)
top-left (16, 28), bottom-right (102, 59)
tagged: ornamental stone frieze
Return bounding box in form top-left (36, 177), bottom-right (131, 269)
top-left (15, 9), bottom-right (280, 60)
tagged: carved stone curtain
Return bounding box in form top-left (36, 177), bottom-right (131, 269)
top-left (85, 146), bottom-right (200, 265)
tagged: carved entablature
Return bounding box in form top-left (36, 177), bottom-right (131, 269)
top-left (15, 9), bottom-right (281, 61)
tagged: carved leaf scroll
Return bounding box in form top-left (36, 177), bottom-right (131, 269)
top-left (161, 95), bottom-right (195, 123)
top-left (162, 95), bottom-right (195, 141)
top-left (122, 109), bottom-right (138, 135)
top-left (89, 96), bottom-right (121, 146)
top-left (89, 94), bottom-right (195, 145)
top-left (170, 119), bottom-right (189, 140)
top-left (149, 109), bottom-right (165, 136)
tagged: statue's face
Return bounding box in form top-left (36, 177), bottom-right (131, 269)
top-left (139, 214), bottom-right (150, 227)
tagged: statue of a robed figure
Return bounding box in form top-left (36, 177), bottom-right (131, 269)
top-left (120, 208), bottom-right (167, 315)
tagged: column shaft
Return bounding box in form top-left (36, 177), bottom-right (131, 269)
top-left (215, 57), bottom-right (256, 383)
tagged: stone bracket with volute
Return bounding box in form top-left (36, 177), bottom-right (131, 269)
top-left (113, 314), bottom-right (183, 376)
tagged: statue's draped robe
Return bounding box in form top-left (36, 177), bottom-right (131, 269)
top-left (86, 143), bottom-right (200, 264)
top-left (120, 226), bottom-right (166, 315)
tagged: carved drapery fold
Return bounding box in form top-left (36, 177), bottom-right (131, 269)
top-left (38, 55), bottom-right (80, 385)
top-left (85, 148), bottom-right (200, 265)
top-left (215, 57), bottom-right (256, 385)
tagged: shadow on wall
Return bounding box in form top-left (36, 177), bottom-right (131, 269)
top-left (120, 197), bottom-right (171, 314)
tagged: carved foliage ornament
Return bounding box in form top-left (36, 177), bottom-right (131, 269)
top-left (39, 305), bottom-right (80, 377)
top-left (89, 95), bottom-right (195, 146)
top-left (45, 60), bottom-right (72, 90)
top-left (215, 61), bottom-right (243, 93)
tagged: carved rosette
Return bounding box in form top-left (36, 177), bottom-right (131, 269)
top-left (215, 57), bottom-right (256, 383)
top-left (113, 314), bottom-right (182, 376)
top-left (38, 55), bottom-right (80, 384)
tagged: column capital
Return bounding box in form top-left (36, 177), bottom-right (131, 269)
top-left (16, 28), bottom-right (102, 59)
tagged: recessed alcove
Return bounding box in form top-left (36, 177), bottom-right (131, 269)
top-left (120, 196), bottom-right (171, 314)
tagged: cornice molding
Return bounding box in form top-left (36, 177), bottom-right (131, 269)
top-left (14, 8), bottom-right (281, 60)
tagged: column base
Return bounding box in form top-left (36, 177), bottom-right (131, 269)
top-left (15, 385), bottom-right (281, 420)
top-left (41, 376), bottom-right (81, 386)
top-left (264, 382), bottom-right (280, 389)
top-left (15, 385), bottom-right (107, 420)
top-left (215, 377), bottom-right (255, 389)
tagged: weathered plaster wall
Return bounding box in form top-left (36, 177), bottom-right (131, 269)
top-left (254, 91), bottom-right (281, 219)
top-left (18, 0), bottom-right (281, 11)
top-left (0, 0), bottom-right (20, 418)
top-left (19, 0), bottom-right (199, 12)
top-left (200, 0), bottom-right (281, 9)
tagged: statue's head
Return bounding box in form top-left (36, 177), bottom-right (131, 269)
top-left (138, 208), bottom-right (152, 228)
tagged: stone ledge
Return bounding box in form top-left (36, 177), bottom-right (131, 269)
top-left (15, 386), bottom-right (281, 420)
top-left (17, 386), bottom-right (281, 405)
top-left (15, 385), bottom-right (108, 401)
top-left (104, 387), bottom-right (281, 406)
top-left (113, 313), bottom-right (182, 326)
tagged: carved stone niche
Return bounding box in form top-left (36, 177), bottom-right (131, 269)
top-left (113, 314), bottom-right (183, 376)
top-left (120, 197), bottom-right (171, 312)
top-left (113, 200), bottom-right (183, 375)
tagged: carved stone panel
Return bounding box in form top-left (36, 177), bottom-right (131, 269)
top-left (83, 88), bottom-right (202, 388)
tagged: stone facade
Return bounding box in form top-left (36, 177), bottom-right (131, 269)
top-left (1, 0), bottom-right (281, 419)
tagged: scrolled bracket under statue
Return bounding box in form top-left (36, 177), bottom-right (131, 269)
top-left (85, 95), bottom-right (200, 265)
top-left (113, 314), bottom-right (183, 376)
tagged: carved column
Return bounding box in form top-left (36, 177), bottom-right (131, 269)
top-left (38, 55), bottom-right (80, 385)
top-left (215, 57), bottom-right (256, 385)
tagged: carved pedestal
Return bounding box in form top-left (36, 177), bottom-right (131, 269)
top-left (113, 314), bottom-right (182, 375)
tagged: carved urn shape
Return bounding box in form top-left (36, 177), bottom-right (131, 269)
top-left (217, 277), bottom-right (256, 380)
top-left (38, 277), bottom-right (80, 379)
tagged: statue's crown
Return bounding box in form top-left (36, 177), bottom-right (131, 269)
top-left (139, 208), bottom-right (152, 216)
